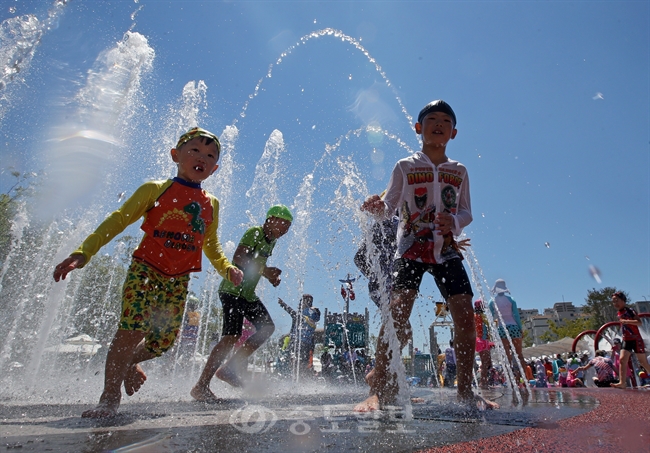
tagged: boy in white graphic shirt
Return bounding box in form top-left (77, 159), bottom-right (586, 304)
top-left (355, 100), bottom-right (497, 412)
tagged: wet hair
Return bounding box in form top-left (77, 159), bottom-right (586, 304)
top-left (417, 100), bottom-right (457, 126)
top-left (612, 291), bottom-right (627, 302)
top-left (595, 350), bottom-right (606, 357)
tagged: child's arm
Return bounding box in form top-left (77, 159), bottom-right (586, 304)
top-left (278, 298), bottom-right (295, 316)
top-left (203, 197), bottom-right (243, 286)
top-left (620, 310), bottom-right (643, 326)
top-left (53, 181), bottom-right (163, 281)
top-left (262, 266), bottom-right (282, 287)
top-left (53, 254), bottom-right (86, 281)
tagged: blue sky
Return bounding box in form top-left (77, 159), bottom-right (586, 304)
top-left (1, 1), bottom-right (648, 352)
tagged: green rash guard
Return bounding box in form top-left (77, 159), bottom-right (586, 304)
top-left (72, 178), bottom-right (237, 281)
top-left (219, 225), bottom-right (276, 302)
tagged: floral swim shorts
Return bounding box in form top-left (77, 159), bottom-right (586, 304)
top-left (120, 260), bottom-right (189, 356)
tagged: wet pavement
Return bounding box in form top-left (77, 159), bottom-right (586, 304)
top-left (0, 385), bottom-right (599, 452)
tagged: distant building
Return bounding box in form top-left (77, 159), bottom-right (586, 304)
top-left (519, 308), bottom-right (539, 321)
top-left (551, 302), bottom-right (582, 323)
top-left (523, 315), bottom-right (552, 346)
top-left (634, 300), bottom-right (650, 314)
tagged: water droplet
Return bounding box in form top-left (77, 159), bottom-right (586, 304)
top-left (9, 6), bottom-right (16, 13)
top-left (313, 19), bottom-right (317, 23)
top-left (481, 213), bottom-right (485, 218)
top-left (348, 74), bottom-right (352, 80)
top-left (312, 125), bottom-right (316, 130)
top-left (477, 154), bottom-right (481, 158)
top-left (117, 192), bottom-right (125, 202)
top-left (585, 256), bottom-right (590, 261)
top-left (588, 265), bottom-right (602, 284)
top-left (544, 242), bottom-right (550, 248)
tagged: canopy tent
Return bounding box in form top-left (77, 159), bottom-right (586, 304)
top-left (43, 334), bottom-right (101, 357)
top-left (522, 336), bottom-right (590, 359)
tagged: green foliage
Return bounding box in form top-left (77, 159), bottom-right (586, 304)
top-left (582, 287), bottom-right (626, 330)
top-left (0, 170), bottom-right (37, 261)
top-left (522, 329), bottom-right (533, 348)
top-left (539, 317), bottom-right (592, 343)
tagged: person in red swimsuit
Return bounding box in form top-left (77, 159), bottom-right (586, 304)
top-left (610, 291), bottom-right (650, 389)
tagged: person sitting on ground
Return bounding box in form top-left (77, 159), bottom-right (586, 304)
top-left (191, 205), bottom-right (292, 401)
top-left (53, 127), bottom-right (244, 418)
top-left (574, 350), bottom-right (617, 388)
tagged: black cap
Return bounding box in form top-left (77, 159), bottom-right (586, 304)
top-left (417, 100), bottom-right (457, 126)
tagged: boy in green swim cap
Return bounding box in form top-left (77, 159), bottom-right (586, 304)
top-left (191, 205), bottom-right (292, 401)
top-left (53, 127), bottom-right (244, 418)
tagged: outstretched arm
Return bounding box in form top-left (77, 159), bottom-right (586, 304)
top-left (278, 298), bottom-right (295, 317)
top-left (53, 254), bottom-right (86, 282)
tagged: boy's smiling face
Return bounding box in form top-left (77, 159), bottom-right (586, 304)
top-left (171, 137), bottom-right (219, 183)
top-left (415, 111), bottom-right (457, 147)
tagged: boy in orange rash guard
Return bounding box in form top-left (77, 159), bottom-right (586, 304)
top-left (53, 127), bottom-right (243, 418)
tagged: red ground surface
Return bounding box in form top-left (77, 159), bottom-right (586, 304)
top-left (421, 388), bottom-right (650, 453)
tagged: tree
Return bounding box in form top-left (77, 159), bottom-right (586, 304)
top-left (522, 329), bottom-right (533, 348)
top-left (539, 317), bottom-right (591, 343)
top-left (0, 170), bottom-right (36, 262)
top-left (582, 287), bottom-right (626, 331)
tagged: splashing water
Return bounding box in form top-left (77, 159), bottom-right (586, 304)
top-left (0, 1), bottom-right (68, 121)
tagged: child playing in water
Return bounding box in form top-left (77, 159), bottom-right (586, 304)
top-left (53, 127), bottom-right (244, 418)
top-left (610, 291), bottom-right (650, 388)
top-left (355, 100), bottom-right (498, 412)
top-left (191, 205), bottom-right (292, 401)
top-left (474, 299), bottom-right (493, 389)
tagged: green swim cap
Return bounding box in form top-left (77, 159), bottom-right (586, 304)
top-left (266, 204), bottom-right (293, 222)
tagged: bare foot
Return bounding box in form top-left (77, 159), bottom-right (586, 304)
top-left (190, 385), bottom-right (222, 403)
top-left (610, 381), bottom-right (627, 389)
top-left (124, 364), bottom-right (147, 396)
top-left (354, 394), bottom-right (381, 412)
top-left (81, 401), bottom-right (119, 418)
top-left (458, 392), bottom-right (499, 410)
top-left (215, 365), bottom-right (243, 388)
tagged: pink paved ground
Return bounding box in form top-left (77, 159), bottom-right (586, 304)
top-left (421, 388), bottom-right (650, 453)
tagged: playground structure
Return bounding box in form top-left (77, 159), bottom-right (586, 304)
top-left (572, 313), bottom-right (650, 388)
top-left (322, 309), bottom-right (369, 350)
top-left (322, 274), bottom-right (370, 351)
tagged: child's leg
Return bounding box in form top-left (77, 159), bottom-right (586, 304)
top-left (612, 349), bottom-right (631, 388)
top-left (512, 337), bottom-right (526, 379)
top-left (191, 335), bottom-right (238, 401)
top-left (123, 342), bottom-right (156, 396)
top-left (479, 349), bottom-right (491, 388)
top-left (217, 300), bottom-right (275, 387)
top-left (354, 288), bottom-right (417, 412)
top-left (447, 294), bottom-right (475, 398)
top-left (82, 329), bottom-right (145, 418)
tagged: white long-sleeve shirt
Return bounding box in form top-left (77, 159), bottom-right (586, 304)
top-left (381, 152), bottom-right (472, 264)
